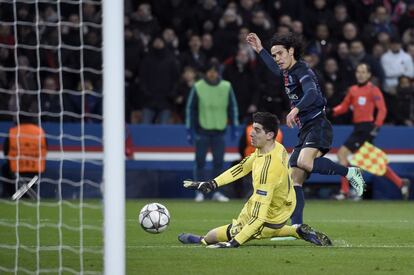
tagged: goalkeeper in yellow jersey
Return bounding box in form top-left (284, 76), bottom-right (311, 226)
top-left (179, 112), bottom-right (332, 248)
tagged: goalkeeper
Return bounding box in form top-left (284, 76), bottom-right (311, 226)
top-left (179, 112), bottom-right (332, 248)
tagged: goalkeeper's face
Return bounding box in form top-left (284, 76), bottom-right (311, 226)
top-left (250, 123), bottom-right (273, 149)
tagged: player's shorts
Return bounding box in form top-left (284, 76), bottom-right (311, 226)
top-left (226, 201), bottom-right (290, 241)
top-left (289, 114), bottom-right (333, 168)
top-left (344, 122), bottom-right (375, 152)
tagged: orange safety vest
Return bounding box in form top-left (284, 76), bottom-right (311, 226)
top-left (244, 124), bottom-right (283, 157)
top-left (8, 124), bottom-right (47, 173)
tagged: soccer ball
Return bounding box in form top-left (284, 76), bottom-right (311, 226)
top-left (138, 203), bottom-right (170, 234)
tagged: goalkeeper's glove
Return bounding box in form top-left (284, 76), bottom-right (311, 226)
top-left (183, 179), bottom-right (217, 195)
top-left (206, 239), bottom-right (240, 248)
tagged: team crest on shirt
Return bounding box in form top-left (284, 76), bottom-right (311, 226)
top-left (256, 189), bottom-right (267, 196)
top-left (358, 96), bottom-right (367, 105)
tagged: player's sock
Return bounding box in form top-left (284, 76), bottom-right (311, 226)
top-left (178, 233), bottom-right (203, 244)
top-left (384, 165), bottom-right (403, 188)
top-left (291, 185), bottom-right (304, 225)
top-left (312, 157), bottom-right (348, 177)
top-left (341, 177), bottom-right (350, 194)
top-left (273, 225), bottom-right (300, 239)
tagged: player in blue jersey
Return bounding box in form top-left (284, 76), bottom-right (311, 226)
top-left (246, 32), bottom-right (366, 225)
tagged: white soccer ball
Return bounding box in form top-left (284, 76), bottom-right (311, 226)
top-left (138, 203), bottom-right (170, 234)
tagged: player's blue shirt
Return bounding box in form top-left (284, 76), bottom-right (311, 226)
top-left (259, 49), bottom-right (326, 128)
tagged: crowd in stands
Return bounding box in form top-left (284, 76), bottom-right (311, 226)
top-left (0, 0), bottom-right (414, 126)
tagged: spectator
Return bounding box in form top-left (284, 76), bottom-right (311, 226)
top-left (223, 48), bottom-right (260, 123)
top-left (381, 37), bottom-right (414, 95)
top-left (185, 59), bottom-right (239, 202)
top-left (362, 6), bottom-right (399, 51)
top-left (306, 23), bottom-right (335, 62)
top-left (214, 8), bottom-right (243, 61)
top-left (331, 3), bottom-right (351, 41)
top-left (395, 76), bottom-right (414, 126)
top-left (139, 36), bottom-right (179, 124)
top-left (201, 33), bottom-right (217, 61)
top-left (341, 22), bottom-right (360, 44)
top-left (194, 0), bottom-right (222, 34)
top-left (303, 0), bottom-right (334, 40)
top-left (130, 3), bottom-right (160, 39)
top-left (173, 66), bottom-right (198, 122)
top-left (248, 9), bottom-right (273, 47)
top-left (162, 28), bottom-right (180, 57)
top-left (345, 40), bottom-right (385, 87)
top-left (180, 34), bottom-right (207, 72)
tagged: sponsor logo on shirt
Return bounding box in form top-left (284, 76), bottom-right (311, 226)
top-left (256, 189), bottom-right (267, 196)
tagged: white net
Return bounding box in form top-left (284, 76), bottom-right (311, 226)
top-left (0, 0), bottom-right (104, 273)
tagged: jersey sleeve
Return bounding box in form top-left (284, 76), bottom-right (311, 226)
top-left (258, 49), bottom-right (281, 76)
top-left (295, 73), bottom-right (318, 111)
top-left (373, 87), bottom-right (387, 127)
top-left (214, 154), bottom-right (255, 187)
top-left (233, 156), bottom-right (282, 245)
top-left (333, 87), bottom-right (353, 116)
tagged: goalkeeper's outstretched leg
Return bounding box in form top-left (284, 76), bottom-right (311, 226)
top-left (178, 224), bottom-right (230, 245)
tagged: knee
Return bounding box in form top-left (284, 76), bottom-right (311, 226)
top-left (290, 169), bottom-right (305, 185)
top-left (296, 158), bottom-right (313, 173)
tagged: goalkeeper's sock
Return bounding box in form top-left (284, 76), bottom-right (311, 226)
top-left (291, 185), bottom-right (304, 225)
top-left (178, 233), bottom-right (203, 244)
top-left (384, 166), bottom-right (403, 188)
top-left (312, 157), bottom-right (348, 177)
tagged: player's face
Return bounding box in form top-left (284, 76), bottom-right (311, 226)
top-left (250, 122), bottom-right (273, 148)
top-left (271, 45), bottom-right (295, 70)
top-left (355, 64), bottom-right (371, 84)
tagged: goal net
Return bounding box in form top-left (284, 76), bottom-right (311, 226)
top-left (0, 0), bottom-right (124, 273)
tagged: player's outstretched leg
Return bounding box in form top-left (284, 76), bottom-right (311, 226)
top-left (178, 233), bottom-right (204, 244)
top-left (346, 167), bottom-right (366, 196)
top-left (296, 224), bottom-right (332, 246)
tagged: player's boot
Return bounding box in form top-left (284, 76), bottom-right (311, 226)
top-left (178, 233), bottom-right (203, 244)
top-left (346, 167), bottom-right (366, 196)
top-left (401, 178), bottom-right (411, 200)
top-left (296, 224), bottom-right (332, 246)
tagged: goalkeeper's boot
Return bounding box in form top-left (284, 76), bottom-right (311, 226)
top-left (178, 233), bottom-right (203, 244)
top-left (346, 167), bottom-right (366, 197)
top-left (401, 178), bottom-right (411, 200)
top-left (296, 224), bottom-right (332, 246)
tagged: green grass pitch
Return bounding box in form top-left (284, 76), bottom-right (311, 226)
top-left (0, 199), bottom-right (413, 274)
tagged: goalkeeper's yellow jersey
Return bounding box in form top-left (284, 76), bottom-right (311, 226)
top-left (214, 141), bottom-right (296, 244)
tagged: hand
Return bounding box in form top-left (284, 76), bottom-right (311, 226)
top-left (286, 107), bottom-right (299, 128)
top-left (206, 239), bottom-right (240, 248)
top-left (370, 125), bottom-right (380, 138)
top-left (183, 179), bottom-right (217, 195)
top-left (246, 33), bottom-right (263, 53)
top-left (186, 129), bottom-right (194, 145)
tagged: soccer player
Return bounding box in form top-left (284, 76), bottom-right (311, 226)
top-left (179, 112), bottom-right (332, 248)
top-left (331, 63), bottom-right (411, 200)
top-left (245, 32), bottom-right (365, 225)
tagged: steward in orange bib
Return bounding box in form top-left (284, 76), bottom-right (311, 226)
top-left (2, 116), bottom-right (47, 198)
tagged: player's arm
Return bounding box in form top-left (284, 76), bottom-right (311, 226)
top-left (183, 155), bottom-right (255, 194)
top-left (246, 33), bottom-right (281, 76)
top-left (258, 49), bottom-right (281, 76)
top-left (373, 87), bottom-right (387, 127)
top-left (295, 74), bottom-right (319, 111)
top-left (185, 86), bottom-right (198, 130)
top-left (214, 155), bottom-right (254, 186)
top-left (332, 88), bottom-right (352, 116)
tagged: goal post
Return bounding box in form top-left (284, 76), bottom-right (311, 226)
top-left (102, 0), bottom-right (125, 274)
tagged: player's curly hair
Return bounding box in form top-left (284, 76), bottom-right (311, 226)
top-left (253, 112), bottom-right (279, 138)
top-left (270, 32), bottom-right (303, 60)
